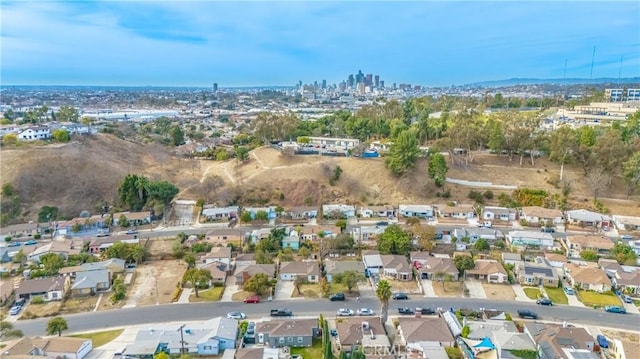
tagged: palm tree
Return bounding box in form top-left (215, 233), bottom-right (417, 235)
top-left (376, 279), bottom-right (392, 324)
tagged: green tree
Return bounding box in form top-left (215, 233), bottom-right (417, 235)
top-left (278, 247), bottom-right (295, 262)
top-left (255, 210), bottom-right (269, 221)
top-left (377, 225), bottom-right (412, 255)
top-left (1, 133), bottom-right (18, 145)
top-left (454, 255), bottom-right (475, 273)
top-left (110, 277), bottom-right (126, 302)
top-left (611, 242), bottom-right (638, 265)
top-left (46, 316), bottom-right (68, 336)
top-left (56, 105), bottom-right (80, 122)
top-left (51, 129), bottom-right (71, 142)
top-left (184, 253), bottom-right (196, 268)
top-left (294, 276), bottom-right (307, 295)
top-left (240, 211), bottom-right (253, 223)
top-left (580, 250), bottom-right (599, 261)
top-left (335, 219), bottom-right (347, 233)
top-left (622, 152), bottom-right (640, 195)
top-left (168, 125), bottom-right (185, 146)
top-left (234, 146), bottom-right (250, 162)
top-left (244, 273), bottom-right (272, 296)
top-left (334, 270), bottom-right (365, 293)
top-left (255, 249), bottom-right (273, 264)
top-left (298, 246), bottom-right (311, 259)
top-left (428, 152), bottom-right (448, 187)
top-left (473, 238), bottom-right (490, 251)
top-left (182, 268), bottom-right (212, 297)
top-left (376, 279), bottom-right (393, 324)
top-left (0, 317), bottom-right (24, 339)
top-left (154, 352), bottom-right (170, 359)
top-left (385, 129), bottom-right (420, 176)
top-left (38, 206), bottom-right (58, 222)
top-left (117, 214), bottom-right (130, 227)
top-left (40, 253), bottom-right (65, 274)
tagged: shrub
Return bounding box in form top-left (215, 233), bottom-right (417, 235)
top-left (468, 190), bottom-right (484, 204)
top-left (31, 297), bottom-right (45, 305)
top-left (483, 190), bottom-right (494, 199)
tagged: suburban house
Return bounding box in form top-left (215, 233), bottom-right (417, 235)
top-left (59, 259), bottom-right (125, 279)
top-left (465, 259), bottom-right (508, 283)
top-left (28, 240), bottom-right (79, 262)
top-left (362, 250), bottom-right (384, 275)
top-left (350, 225), bottom-right (385, 243)
top-left (201, 246), bottom-right (232, 267)
top-left (544, 253), bottom-right (568, 268)
top-left (279, 261), bottom-right (320, 283)
top-left (525, 322), bottom-right (596, 359)
top-left (612, 215), bottom-right (640, 231)
top-left (358, 205), bottom-right (396, 219)
top-left (566, 209), bottom-right (610, 228)
top-left (411, 252), bottom-right (459, 280)
top-left (17, 126), bottom-right (51, 141)
top-left (282, 229), bottom-right (300, 250)
top-left (397, 317), bottom-right (455, 347)
top-left (599, 259), bottom-right (640, 295)
top-left (235, 264), bottom-right (276, 286)
top-left (123, 317), bottom-right (237, 356)
top-left (235, 253), bottom-right (256, 267)
top-left (399, 204), bottom-right (434, 219)
top-left (199, 261), bottom-right (228, 285)
top-left (243, 206), bottom-right (278, 220)
top-left (519, 206), bottom-right (563, 225)
top-left (324, 259), bottom-right (365, 282)
top-left (436, 203), bottom-right (476, 220)
top-left (0, 222), bottom-right (46, 238)
top-left (322, 204), bottom-right (356, 219)
top-left (466, 320), bottom-right (518, 340)
top-left (565, 235), bottom-right (614, 259)
top-left (202, 205), bottom-right (239, 221)
top-left (335, 317), bottom-right (390, 353)
top-left (298, 225), bottom-right (340, 241)
top-left (283, 206), bottom-right (318, 220)
top-left (363, 251), bottom-right (412, 281)
top-left (88, 236), bottom-right (139, 254)
top-left (609, 339), bottom-right (640, 359)
top-left (58, 215), bottom-right (110, 237)
top-left (205, 228), bottom-right (247, 243)
top-left (254, 318), bottom-right (319, 348)
top-left (491, 332), bottom-right (537, 359)
top-left (507, 231), bottom-right (555, 250)
top-left (1, 336), bottom-right (93, 359)
top-left (516, 257), bottom-right (559, 287)
top-left (564, 263), bottom-right (611, 292)
top-left (16, 276), bottom-right (68, 301)
top-left (502, 253), bottom-right (523, 267)
top-left (460, 228), bottom-right (505, 242)
top-left (482, 206), bottom-right (517, 222)
top-left (111, 211), bottom-right (152, 227)
top-left (68, 268), bottom-right (111, 297)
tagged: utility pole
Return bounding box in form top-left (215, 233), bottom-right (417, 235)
top-left (590, 46), bottom-right (596, 80)
top-left (177, 324), bottom-right (186, 353)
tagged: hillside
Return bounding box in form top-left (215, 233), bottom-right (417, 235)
top-left (1, 134), bottom-right (639, 222)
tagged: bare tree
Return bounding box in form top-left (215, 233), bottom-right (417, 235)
top-left (585, 166), bottom-right (610, 200)
top-left (201, 175), bottom-right (225, 203)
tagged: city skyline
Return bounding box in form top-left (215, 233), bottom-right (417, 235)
top-left (1, 1), bottom-right (639, 87)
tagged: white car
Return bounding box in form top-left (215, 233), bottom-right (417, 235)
top-left (9, 306), bottom-right (22, 316)
top-left (336, 308), bottom-right (354, 317)
top-left (357, 308), bottom-right (374, 316)
top-left (227, 312), bottom-right (246, 320)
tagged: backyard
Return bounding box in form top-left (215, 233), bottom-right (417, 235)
top-left (544, 287), bottom-right (568, 305)
top-left (576, 291), bottom-right (622, 307)
top-left (433, 281), bottom-right (463, 297)
top-left (291, 338), bottom-right (323, 359)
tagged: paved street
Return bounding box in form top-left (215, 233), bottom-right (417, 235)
top-left (12, 297), bottom-right (640, 337)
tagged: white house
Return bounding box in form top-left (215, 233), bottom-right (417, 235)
top-left (566, 209), bottom-right (610, 228)
top-left (519, 206), bottom-right (563, 225)
top-left (17, 126), bottom-right (51, 141)
top-left (507, 231), bottom-right (555, 250)
top-left (483, 206), bottom-right (517, 222)
top-left (399, 204), bottom-right (434, 218)
top-left (612, 215), bottom-right (640, 231)
top-left (351, 225), bottom-right (384, 242)
top-left (202, 206), bottom-right (239, 221)
top-left (279, 261), bottom-right (320, 283)
top-left (322, 204), bottom-right (356, 218)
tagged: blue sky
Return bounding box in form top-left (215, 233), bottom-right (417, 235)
top-left (1, 1), bottom-right (639, 87)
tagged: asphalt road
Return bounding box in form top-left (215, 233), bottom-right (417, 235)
top-left (13, 297), bottom-right (639, 336)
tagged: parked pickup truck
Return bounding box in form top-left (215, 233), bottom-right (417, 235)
top-left (270, 309), bottom-right (293, 317)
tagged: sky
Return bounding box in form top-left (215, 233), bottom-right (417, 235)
top-left (1, 0), bottom-right (639, 87)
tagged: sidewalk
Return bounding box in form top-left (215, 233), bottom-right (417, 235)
top-left (220, 284), bottom-right (238, 302)
top-left (176, 288), bottom-right (192, 304)
top-left (512, 284), bottom-right (535, 302)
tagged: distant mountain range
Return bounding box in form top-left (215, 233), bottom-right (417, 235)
top-left (466, 77), bottom-right (640, 87)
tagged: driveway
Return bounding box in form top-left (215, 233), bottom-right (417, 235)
top-left (274, 281), bottom-right (294, 300)
top-left (566, 293), bottom-right (585, 307)
top-left (464, 280), bottom-right (487, 299)
top-left (84, 327), bottom-right (139, 358)
top-left (622, 301), bottom-right (639, 314)
top-left (221, 284), bottom-right (238, 302)
top-left (421, 279), bottom-right (437, 298)
top-left (512, 284), bottom-right (535, 302)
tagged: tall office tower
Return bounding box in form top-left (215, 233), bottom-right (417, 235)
top-left (374, 75), bottom-right (380, 88)
top-left (356, 70), bottom-right (364, 84)
top-left (339, 81), bottom-right (347, 92)
top-left (314, 81), bottom-right (318, 89)
top-left (365, 74), bottom-right (373, 87)
top-left (299, 80), bottom-right (303, 88)
top-left (348, 74), bottom-right (355, 88)
top-left (393, 83), bottom-right (397, 90)
top-left (213, 83), bottom-right (218, 92)
top-left (322, 80), bottom-right (327, 89)
top-left (380, 80), bottom-right (385, 89)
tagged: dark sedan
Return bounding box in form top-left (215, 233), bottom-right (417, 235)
top-left (392, 293), bottom-right (409, 300)
top-left (398, 307), bottom-right (414, 315)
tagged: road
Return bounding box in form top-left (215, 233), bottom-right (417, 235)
top-left (13, 297), bottom-right (639, 336)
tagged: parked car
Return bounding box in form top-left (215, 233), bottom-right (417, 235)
top-left (604, 306), bottom-right (626, 314)
top-left (563, 287), bottom-right (575, 295)
top-left (336, 308), bottom-right (354, 317)
top-left (541, 227), bottom-right (555, 233)
top-left (244, 295), bottom-right (260, 304)
top-left (330, 329), bottom-right (338, 337)
top-left (536, 298), bottom-right (553, 306)
top-left (24, 240), bottom-right (37, 245)
top-left (596, 335), bottom-right (609, 349)
top-left (621, 295), bottom-right (633, 304)
top-left (357, 308), bottom-right (374, 316)
top-left (125, 229), bottom-right (138, 235)
top-left (517, 309), bottom-right (538, 319)
top-left (246, 322), bottom-right (256, 335)
top-left (270, 309), bottom-right (293, 317)
top-left (392, 293), bottom-right (409, 300)
top-left (416, 307), bottom-right (436, 315)
top-left (620, 235), bottom-right (634, 240)
top-left (329, 293), bottom-right (345, 301)
top-left (398, 307), bottom-right (414, 315)
top-left (9, 306), bottom-right (22, 316)
top-left (227, 312), bottom-right (246, 320)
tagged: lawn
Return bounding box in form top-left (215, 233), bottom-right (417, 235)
top-left (433, 281), bottom-right (463, 297)
top-left (576, 291), bottom-right (622, 307)
top-left (231, 290), bottom-right (257, 301)
top-left (71, 329), bottom-right (124, 347)
top-left (523, 287), bottom-right (541, 300)
top-left (544, 287), bottom-right (568, 305)
top-left (190, 286), bottom-right (224, 302)
top-left (291, 338), bottom-right (322, 359)
top-left (292, 282), bottom-right (355, 299)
